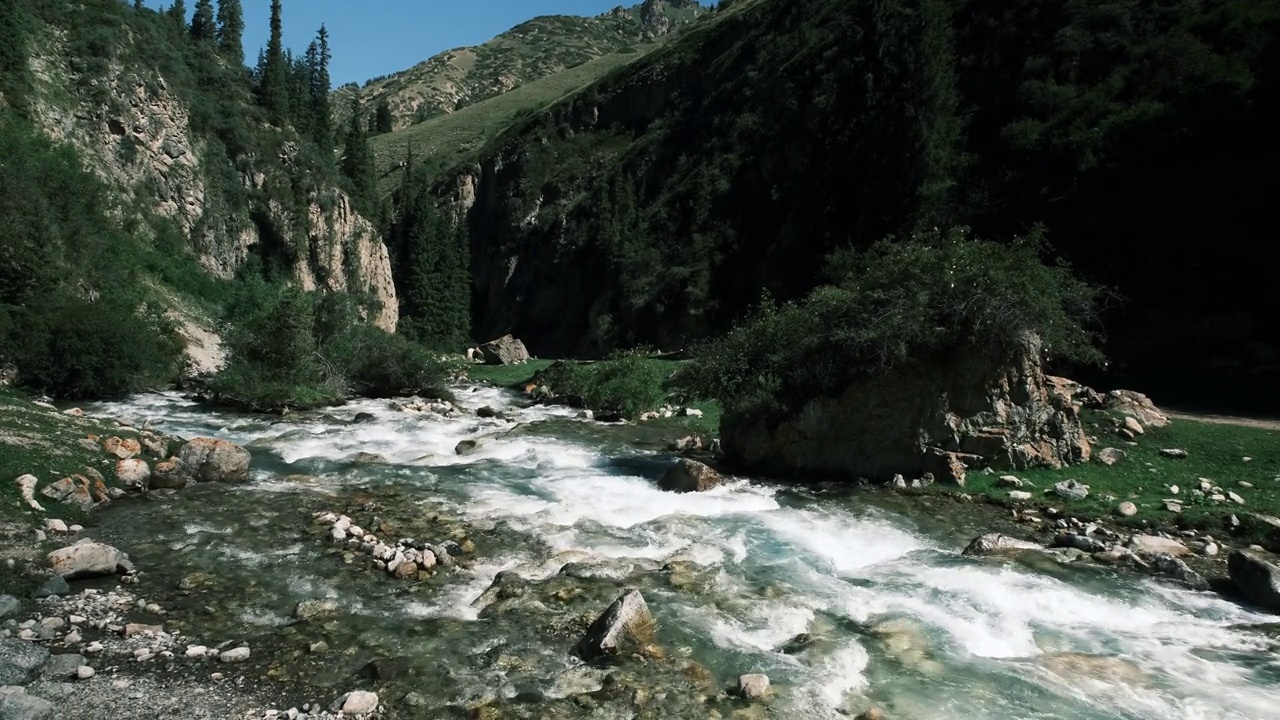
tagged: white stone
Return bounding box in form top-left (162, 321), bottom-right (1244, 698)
top-left (219, 646), bottom-right (250, 663)
top-left (338, 690), bottom-right (379, 715)
top-left (737, 674), bottom-right (771, 701)
top-left (1008, 490), bottom-right (1033, 501)
top-left (44, 519), bottom-right (69, 533)
top-left (334, 516), bottom-right (352, 532)
top-left (186, 645), bottom-right (208, 658)
top-left (330, 527), bottom-right (347, 542)
top-left (76, 665), bottom-right (95, 680)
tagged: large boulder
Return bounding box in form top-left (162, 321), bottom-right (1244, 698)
top-left (0, 638), bottom-right (50, 685)
top-left (178, 438), bottom-right (251, 483)
top-left (1104, 389), bottom-right (1169, 428)
top-left (720, 333), bottom-right (1090, 483)
top-left (47, 541), bottom-right (131, 579)
top-left (479, 334), bottom-right (530, 365)
top-left (1228, 550), bottom-right (1280, 611)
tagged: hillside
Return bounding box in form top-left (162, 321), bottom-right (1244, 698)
top-left (420, 0), bottom-right (1280, 411)
top-left (334, 0), bottom-right (708, 133)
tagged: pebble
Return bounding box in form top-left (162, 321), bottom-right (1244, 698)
top-left (186, 645), bottom-right (209, 658)
top-left (220, 646), bottom-right (251, 663)
top-left (337, 690), bottom-right (380, 715)
top-left (1116, 501), bottom-right (1138, 517)
top-left (69, 524), bottom-right (83, 532)
top-left (64, 630), bottom-right (82, 644)
top-left (68, 615), bottom-right (86, 625)
top-left (1239, 481), bottom-right (1255, 489)
top-left (76, 665), bottom-right (95, 680)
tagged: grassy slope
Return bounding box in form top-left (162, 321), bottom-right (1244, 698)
top-left (371, 48), bottom-right (653, 184)
top-left (341, 1), bottom-right (706, 132)
top-left (0, 388), bottom-right (129, 526)
top-left (966, 410), bottom-right (1280, 535)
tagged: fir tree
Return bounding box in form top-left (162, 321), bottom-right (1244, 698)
top-left (307, 26), bottom-right (333, 154)
top-left (373, 100), bottom-right (393, 135)
top-left (167, 0), bottom-right (188, 30)
top-left (0, 0), bottom-right (30, 110)
top-left (340, 97), bottom-right (375, 210)
top-left (190, 0), bottom-right (216, 42)
top-left (216, 0), bottom-right (245, 66)
top-left (257, 0), bottom-right (289, 125)
top-left (390, 173), bottom-right (471, 349)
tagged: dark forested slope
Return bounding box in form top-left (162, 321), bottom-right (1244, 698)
top-left (431, 0), bottom-right (1279, 410)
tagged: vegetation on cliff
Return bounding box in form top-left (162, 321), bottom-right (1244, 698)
top-left (402, 0), bottom-right (1277, 410)
top-left (674, 228), bottom-right (1104, 418)
top-left (0, 0), bottom-right (446, 404)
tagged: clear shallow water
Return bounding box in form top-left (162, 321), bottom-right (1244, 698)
top-left (85, 387), bottom-right (1280, 719)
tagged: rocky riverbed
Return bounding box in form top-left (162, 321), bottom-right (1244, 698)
top-left (3, 384), bottom-right (1280, 719)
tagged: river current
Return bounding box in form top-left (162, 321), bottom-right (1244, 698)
top-left (83, 385), bottom-right (1280, 719)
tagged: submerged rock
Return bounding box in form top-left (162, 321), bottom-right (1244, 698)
top-left (658, 459), bottom-right (726, 493)
top-left (573, 589), bottom-right (656, 660)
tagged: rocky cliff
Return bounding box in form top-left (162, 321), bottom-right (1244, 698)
top-left (720, 334), bottom-right (1091, 484)
top-left (24, 22), bottom-right (397, 332)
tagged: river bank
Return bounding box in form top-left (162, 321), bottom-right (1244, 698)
top-left (3, 382), bottom-right (1280, 719)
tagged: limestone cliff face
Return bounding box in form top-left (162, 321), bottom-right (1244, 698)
top-left (29, 55), bottom-right (397, 332)
top-left (720, 334), bottom-right (1091, 484)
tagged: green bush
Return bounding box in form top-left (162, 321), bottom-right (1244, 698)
top-left (539, 354), bottom-right (671, 418)
top-left (211, 279), bottom-right (448, 410)
top-left (5, 291), bottom-right (180, 398)
top-left (675, 228), bottom-right (1105, 417)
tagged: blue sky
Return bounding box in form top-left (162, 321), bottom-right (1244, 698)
top-left (146, 1), bottom-right (698, 87)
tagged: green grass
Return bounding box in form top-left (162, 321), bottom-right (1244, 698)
top-left (371, 49), bottom-right (653, 184)
top-left (960, 410), bottom-right (1280, 539)
top-left (0, 387), bottom-right (126, 525)
top-left (465, 358), bottom-right (556, 388)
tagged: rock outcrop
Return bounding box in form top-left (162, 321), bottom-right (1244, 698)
top-left (721, 334), bottom-right (1090, 484)
top-left (30, 52), bottom-right (398, 333)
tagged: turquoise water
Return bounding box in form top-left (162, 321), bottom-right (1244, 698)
top-left (85, 387), bottom-right (1280, 719)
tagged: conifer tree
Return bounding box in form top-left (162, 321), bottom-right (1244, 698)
top-left (373, 101), bottom-right (393, 135)
top-left (308, 26), bottom-right (333, 154)
top-left (167, 0), bottom-right (188, 30)
top-left (340, 97), bottom-right (375, 208)
top-left (257, 0), bottom-right (288, 125)
top-left (0, 0), bottom-right (30, 111)
top-left (190, 0), bottom-right (216, 42)
top-left (216, 0), bottom-right (245, 65)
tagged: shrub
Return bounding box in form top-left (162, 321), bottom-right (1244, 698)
top-left (4, 290), bottom-right (180, 398)
top-left (675, 227), bottom-right (1106, 416)
top-left (211, 279), bottom-right (448, 410)
top-left (539, 354), bottom-right (671, 418)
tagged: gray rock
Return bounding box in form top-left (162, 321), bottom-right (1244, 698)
top-left (47, 543), bottom-right (128, 579)
top-left (1053, 479), bottom-right (1089, 501)
top-left (0, 639), bottom-right (51, 685)
top-left (454, 439), bottom-right (481, 456)
top-left (219, 647), bottom-right (250, 663)
top-left (572, 589), bottom-right (655, 660)
top-left (40, 654), bottom-right (85, 680)
top-left (1008, 490), bottom-right (1032, 501)
top-left (1054, 534), bottom-right (1108, 554)
top-left (1096, 447), bottom-right (1127, 466)
top-left (1160, 448), bottom-right (1189, 459)
top-left (736, 673), bottom-right (771, 701)
top-left (1228, 550), bottom-right (1280, 611)
top-left (0, 688), bottom-right (55, 720)
top-left (658, 459), bottom-right (726, 493)
top-left (293, 599), bottom-right (339, 621)
top-left (1116, 501), bottom-right (1138, 517)
top-left (1150, 554), bottom-right (1208, 590)
top-left (961, 533), bottom-right (1040, 556)
top-left (479, 334), bottom-right (530, 365)
top-left (1127, 535), bottom-right (1190, 558)
top-left (0, 598), bottom-right (18, 620)
top-left (178, 437), bottom-right (251, 483)
top-left (31, 577), bottom-right (68, 600)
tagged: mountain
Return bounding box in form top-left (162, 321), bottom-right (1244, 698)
top-left (335, 0), bottom-right (709, 133)
top-left (410, 0), bottom-right (1280, 410)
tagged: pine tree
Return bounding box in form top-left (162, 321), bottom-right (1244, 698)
top-left (134, 0), bottom-right (145, 10)
top-left (257, 0), bottom-right (289, 125)
top-left (391, 176), bottom-right (471, 349)
top-left (373, 100), bottom-right (393, 135)
top-left (340, 97), bottom-right (375, 210)
top-left (216, 0), bottom-right (245, 65)
top-left (167, 0), bottom-right (188, 30)
top-left (190, 0), bottom-right (216, 42)
top-left (0, 0), bottom-right (30, 111)
top-left (308, 26), bottom-right (333, 154)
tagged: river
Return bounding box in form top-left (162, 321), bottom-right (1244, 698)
top-left (83, 384), bottom-right (1280, 719)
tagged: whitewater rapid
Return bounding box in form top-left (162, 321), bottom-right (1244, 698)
top-left (86, 386), bottom-right (1280, 719)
